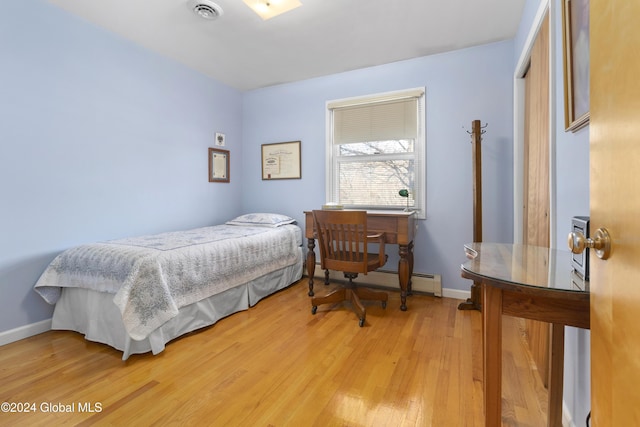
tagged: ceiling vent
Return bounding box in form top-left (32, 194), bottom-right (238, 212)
top-left (189, 0), bottom-right (224, 20)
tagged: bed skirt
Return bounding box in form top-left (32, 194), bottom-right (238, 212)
top-left (51, 250), bottom-right (303, 360)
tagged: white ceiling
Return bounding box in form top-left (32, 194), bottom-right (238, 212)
top-left (47, 0), bottom-right (526, 91)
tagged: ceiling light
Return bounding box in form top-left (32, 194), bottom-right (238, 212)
top-left (243, 0), bottom-right (302, 20)
top-left (188, 0), bottom-right (224, 20)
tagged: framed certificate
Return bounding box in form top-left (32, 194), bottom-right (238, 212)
top-left (209, 147), bottom-right (229, 183)
top-left (261, 141), bottom-right (301, 180)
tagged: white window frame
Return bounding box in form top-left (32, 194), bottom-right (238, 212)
top-left (325, 87), bottom-right (426, 219)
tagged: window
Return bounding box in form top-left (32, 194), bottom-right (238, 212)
top-left (326, 88), bottom-right (426, 218)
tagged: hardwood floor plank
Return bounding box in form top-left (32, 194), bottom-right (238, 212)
top-left (0, 280), bottom-right (547, 426)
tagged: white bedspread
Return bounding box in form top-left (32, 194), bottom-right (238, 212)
top-left (34, 224), bottom-right (301, 341)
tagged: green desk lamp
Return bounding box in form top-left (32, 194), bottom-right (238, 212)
top-left (398, 189), bottom-right (410, 211)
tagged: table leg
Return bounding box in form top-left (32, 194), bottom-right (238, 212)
top-left (398, 243), bottom-right (412, 311)
top-left (548, 323), bottom-right (565, 427)
top-left (457, 281), bottom-right (482, 311)
top-left (306, 238), bottom-right (316, 296)
top-left (408, 241), bottom-right (414, 295)
top-left (483, 284), bottom-right (503, 426)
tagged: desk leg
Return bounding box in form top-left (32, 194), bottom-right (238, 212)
top-left (306, 238), bottom-right (316, 296)
top-left (398, 243), bottom-right (413, 311)
top-left (548, 323), bottom-right (565, 427)
top-left (483, 284), bottom-right (502, 426)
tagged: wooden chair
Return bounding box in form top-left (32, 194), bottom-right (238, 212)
top-left (311, 210), bottom-right (388, 327)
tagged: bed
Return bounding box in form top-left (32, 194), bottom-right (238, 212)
top-left (34, 213), bottom-right (304, 360)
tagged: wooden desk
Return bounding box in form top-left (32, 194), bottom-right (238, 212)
top-left (304, 210), bottom-right (417, 310)
top-left (460, 243), bottom-right (590, 427)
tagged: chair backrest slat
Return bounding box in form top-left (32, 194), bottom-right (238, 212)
top-left (313, 210), bottom-right (369, 274)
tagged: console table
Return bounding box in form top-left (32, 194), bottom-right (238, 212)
top-left (460, 243), bottom-right (589, 427)
top-left (304, 210), bottom-right (417, 310)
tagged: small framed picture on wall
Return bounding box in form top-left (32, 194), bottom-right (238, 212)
top-left (209, 147), bottom-right (230, 183)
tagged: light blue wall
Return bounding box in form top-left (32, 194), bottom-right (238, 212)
top-left (0, 1), bottom-right (243, 331)
top-left (242, 41), bottom-right (515, 293)
top-left (515, 1), bottom-right (591, 424)
top-left (550, 0), bottom-right (591, 423)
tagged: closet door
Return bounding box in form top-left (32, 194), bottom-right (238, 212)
top-left (523, 11), bottom-right (551, 386)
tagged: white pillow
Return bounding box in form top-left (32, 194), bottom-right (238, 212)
top-left (226, 213), bottom-right (295, 227)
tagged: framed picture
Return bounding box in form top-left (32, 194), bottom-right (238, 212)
top-left (562, 0), bottom-right (590, 132)
top-left (261, 141), bottom-right (301, 180)
top-left (209, 147), bottom-right (229, 183)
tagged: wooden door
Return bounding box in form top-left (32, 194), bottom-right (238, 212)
top-left (590, 0), bottom-right (640, 423)
top-left (523, 12), bottom-right (550, 249)
top-left (523, 11), bottom-right (551, 386)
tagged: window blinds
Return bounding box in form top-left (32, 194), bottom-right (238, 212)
top-left (329, 89), bottom-right (423, 145)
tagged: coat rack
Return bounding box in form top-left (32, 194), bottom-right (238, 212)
top-left (458, 119), bottom-right (486, 311)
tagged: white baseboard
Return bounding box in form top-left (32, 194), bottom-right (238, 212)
top-left (0, 319), bottom-right (52, 346)
top-left (442, 288), bottom-right (470, 301)
top-left (309, 265), bottom-right (443, 297)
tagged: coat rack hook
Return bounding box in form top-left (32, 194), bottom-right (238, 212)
top-left (462, 123), bottom-right (489, 143)
top-left (463, 122), bottom-right (488, 135)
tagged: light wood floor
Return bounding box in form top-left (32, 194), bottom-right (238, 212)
top-left (0, 280), bottom-right (547, 426)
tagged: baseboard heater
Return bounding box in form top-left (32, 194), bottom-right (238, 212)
top-left (307, 264), bottom-right (442, 297)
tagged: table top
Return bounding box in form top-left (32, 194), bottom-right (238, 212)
top-left (461, 242), bottom-right (589, 293)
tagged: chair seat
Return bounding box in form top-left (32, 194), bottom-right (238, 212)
top-left (324, 253), bottom-right (385, 274)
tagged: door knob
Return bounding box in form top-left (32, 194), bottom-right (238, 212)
top-left (567, 227), bottom-right (611, 260)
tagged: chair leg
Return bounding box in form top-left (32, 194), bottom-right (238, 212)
top-left (354, 287), bottom-right (388, 309)
top-left (311, 280), bottom-right (388, 326)
top-left (311, 288), bottom-right (347, 314)
top-left (347, 289), bottom-right (366, 327)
